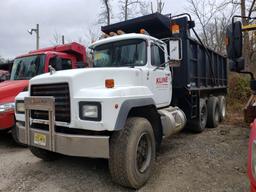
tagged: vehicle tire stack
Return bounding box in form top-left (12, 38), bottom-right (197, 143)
top-left (189, 95), bottom-right (226, 133)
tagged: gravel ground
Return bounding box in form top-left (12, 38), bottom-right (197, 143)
top-left (0, 120), bottom-right (250, 192)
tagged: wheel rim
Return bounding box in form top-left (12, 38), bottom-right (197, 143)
top-left (215, 105), bottom-right (220, 122)
top-left (135, 132), bottom-right (152, 173)
top-left (221, 101), bottom-right (226, 118)
top-left (200, 105), bottom-right (207, 126)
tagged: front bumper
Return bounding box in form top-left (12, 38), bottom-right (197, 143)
top-left (17, 124), bottom-right (109, 158)
top-left (0, 111), bottom-right (15, 130)
top-left (18, 96), bottom-right (110, 159)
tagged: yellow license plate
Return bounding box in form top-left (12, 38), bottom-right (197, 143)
top-left (34, 133), bottom-right (46, 146)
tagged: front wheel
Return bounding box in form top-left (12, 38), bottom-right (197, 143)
top-left (109, 117), bottom-right (156, 189)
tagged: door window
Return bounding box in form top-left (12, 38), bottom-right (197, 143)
top-left (151, 44), bottom-right (165, 67)
top-left (49, 57), bottom-right (72, 71)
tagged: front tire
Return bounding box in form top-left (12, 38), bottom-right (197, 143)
top-left (30, 147), bottom-right (60, 161)
top-left (109, 117), bottom-right (156, 189)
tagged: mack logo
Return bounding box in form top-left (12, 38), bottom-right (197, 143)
top-left (156, 77), bottom-right (168, 84)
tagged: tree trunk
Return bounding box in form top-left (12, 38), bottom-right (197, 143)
top-left (105, 0), bottom-right (111, 25)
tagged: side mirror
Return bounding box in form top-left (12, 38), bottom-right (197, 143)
top-left (226, 21), bottom-right (243, 59)
top-left (169, 39), bottom-right (182, 67)
top-left (226, 21), bottom-right (244, 72)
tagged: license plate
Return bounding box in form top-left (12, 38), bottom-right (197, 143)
top-left (34, 133), bottom-right (46, 146)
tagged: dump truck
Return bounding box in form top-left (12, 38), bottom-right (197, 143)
top-left (16, 13), bottom-right (227, 188)
top-left (0, 42), bottom-right (87, 143)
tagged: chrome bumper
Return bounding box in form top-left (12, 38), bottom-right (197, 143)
top-left (18, 97), bottom-right (109, 158)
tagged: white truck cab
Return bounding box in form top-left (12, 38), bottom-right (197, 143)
top-left (15, 33), bottom-right (186, 189)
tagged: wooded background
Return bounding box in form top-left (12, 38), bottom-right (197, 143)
top-left (1, 0), bottom-right (256, 73)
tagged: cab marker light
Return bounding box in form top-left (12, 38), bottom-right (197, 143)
top-left (105, 79), bottom-right (115, 88)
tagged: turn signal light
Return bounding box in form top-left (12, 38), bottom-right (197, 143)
top-left (105, 79), bottom-right (115, 88)
top-left (171, 23), bottom-right (180, 34)
top-left (140, 28), bottom-right (149, 35)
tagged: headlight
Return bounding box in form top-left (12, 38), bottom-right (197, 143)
top-left (0, 102), bottom-right (15, 113)
top-left (16, 101), bottom-right (25, 114)
top-left (79, 102), bottom-right (101, 121)
top-left (252, 140), bottom-right (256, 180)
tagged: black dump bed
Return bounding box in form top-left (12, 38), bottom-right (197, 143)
top-left (102, 12), bottom-right (171, 39)
top-left (102, 13), bottom-right (227, 120)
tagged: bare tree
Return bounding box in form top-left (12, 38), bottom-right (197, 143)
top-left (50, 31), bottom-right (63, 45)
top-left (84, 24), bottom-right (101, 45)
top-left (151, 0), bottom-right (165, 13)
top-left (98, 0), bottom-right (112, 25)
top-left (187, 0), bottom-right (239, 53)
top-left (119, 0), bottom-right (147, 21)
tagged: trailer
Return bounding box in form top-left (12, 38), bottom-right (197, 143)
top-left (16, 13), bottom-right (227, 189)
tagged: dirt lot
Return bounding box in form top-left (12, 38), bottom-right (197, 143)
top-left (0, 116), bottom-right (250, 192)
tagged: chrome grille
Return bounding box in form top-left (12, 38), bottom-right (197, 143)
top-left (30, 83), bottom-right (70, 123)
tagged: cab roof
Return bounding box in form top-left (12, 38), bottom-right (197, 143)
top-left (90, 33), bottom-right (159, 49)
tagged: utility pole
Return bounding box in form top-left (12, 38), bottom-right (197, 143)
top-left (28, 24), bottom-right (40, 50)
top-left (36, 24), bottom-right (39, 50)
top-left (62, 35), bottom-right (65, 44)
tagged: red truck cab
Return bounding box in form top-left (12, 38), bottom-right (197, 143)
top-left (0, 42), bottom-right (86, 131)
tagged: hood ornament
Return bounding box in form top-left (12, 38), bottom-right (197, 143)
top-left (49, 65), bottom-right (56, 75)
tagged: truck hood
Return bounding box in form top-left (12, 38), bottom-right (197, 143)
top-left (30, 68), bottom-right (144, 94)
top-left (0, 80), bottom-right (28, 103)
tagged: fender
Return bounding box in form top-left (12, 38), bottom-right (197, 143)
top-left (114, 98), bottom-right (155, 130)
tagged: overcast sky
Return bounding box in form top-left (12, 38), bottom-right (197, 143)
top-left (0, 0), bottom-right (186, 59)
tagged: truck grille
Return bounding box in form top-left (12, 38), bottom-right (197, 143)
top-left (30, 83), bottom-right (71, 123)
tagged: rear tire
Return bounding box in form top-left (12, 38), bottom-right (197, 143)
top-left (207, 97), bottom-right (220, 128)
top-left (218, 96), bottom-right (226, 122)
top-left (30, 147), bottom-right (60, 161)
top-left (109, 117), bottom-right (156, 189)
top-left (189, 99), bottom-right (208, 133)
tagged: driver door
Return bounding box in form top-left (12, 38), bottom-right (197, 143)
top-left (148, 43), bottom-right (171, 107)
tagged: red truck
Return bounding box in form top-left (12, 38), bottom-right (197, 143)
top-left (0, 42), bottom-right (87, 136)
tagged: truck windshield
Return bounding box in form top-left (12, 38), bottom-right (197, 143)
top-left (93, 39), bottom-right (147, 67)
top-left (10, 55), bottom-right (45, 80)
